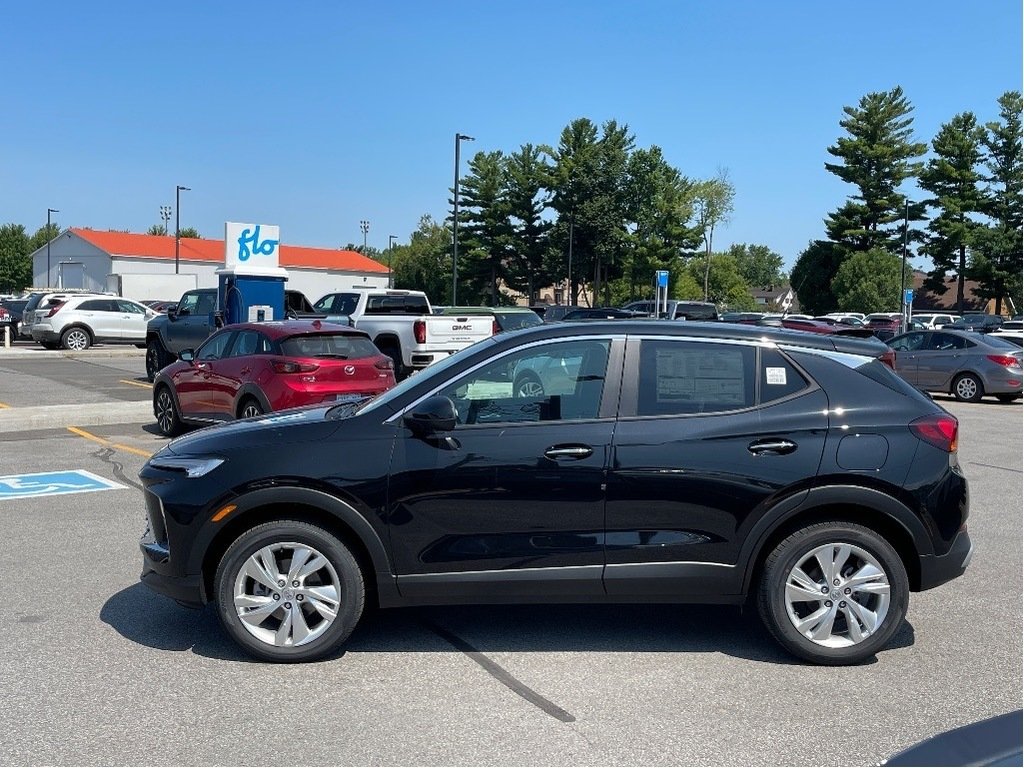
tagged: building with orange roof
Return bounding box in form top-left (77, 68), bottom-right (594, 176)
top-left (29, 228), bottom-right (390, 302)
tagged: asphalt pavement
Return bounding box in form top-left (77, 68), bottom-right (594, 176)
top-left (0, 355), bottom-right (1020, 765)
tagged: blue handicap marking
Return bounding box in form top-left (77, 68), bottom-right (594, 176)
top-left (0, 470), bottom-right (128, 501)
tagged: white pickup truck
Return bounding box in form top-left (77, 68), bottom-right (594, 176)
top-left (312, 289), bottom-right (493, 378)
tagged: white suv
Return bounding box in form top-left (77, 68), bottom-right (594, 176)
top-left (31, 295), bottom-right (157, 350)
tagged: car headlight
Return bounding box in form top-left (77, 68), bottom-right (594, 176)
top-left (148, 456), bottom-right (225, 478)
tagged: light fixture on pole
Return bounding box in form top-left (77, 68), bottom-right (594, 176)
top-left (46, 208), bottom-right (59, 287)
top-left (359, 220), bottom-right (369, 252)
top-left (452, 132), bottom-right (475, 305)
top-left (175, 185), bottom-right (190, 275)
top-left (388, 234), bottom-right (398, 289)
top-left (159, 205), bottom-right (172, 236)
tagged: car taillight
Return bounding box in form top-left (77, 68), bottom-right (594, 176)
top-left (46, 302), bottom-right (66, 317)
top-left (909, 414), bottom-right (958, 452)
top-left (413, 319), bottom-right (426, 344)
top-left (987, 354), bottom-right (1020, 368)
top-left (272, 360), bottom-right (319, 374)
top-left (491, 319), bottom-right (500, 336)
top-left (374, 357), bottom-right (394, 371)
top-left (878, 349), bottom-right (897, 371)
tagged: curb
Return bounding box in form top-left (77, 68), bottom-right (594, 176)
top-left (0, 401), bottom-right (153, 433)
top-left (0, 346), bottom-right (146, 359)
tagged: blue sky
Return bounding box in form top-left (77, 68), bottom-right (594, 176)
top-left (1, 1), bottom-right (1020, 272)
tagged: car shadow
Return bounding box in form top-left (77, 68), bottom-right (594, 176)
top-left (101, 583), bottom-right (915, 666)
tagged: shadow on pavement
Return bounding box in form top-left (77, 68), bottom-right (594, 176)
top-left (101, 582), bottom-right (915, 666)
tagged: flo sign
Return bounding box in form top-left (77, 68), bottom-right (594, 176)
top-left (224, 222), bottom-right (280, 269)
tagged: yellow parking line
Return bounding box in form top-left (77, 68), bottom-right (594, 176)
top-left (119, 379), bottom-right (152, 389)
top-left (0, 402), bottom-right (10, 409)
top-left (67, 426), bottom-right (153, 458)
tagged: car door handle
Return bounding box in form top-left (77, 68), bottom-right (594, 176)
top-left (240, 367), bottom-right (251, 375)
top-left (748, 439), bottom-right (797, 455)
top-left (544, 445), bottom-right (593, 460)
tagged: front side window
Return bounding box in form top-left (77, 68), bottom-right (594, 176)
top-left (196, 331), bottom-right (234, 361)
top-left (927, 333), bottom-right (968, 351)
top-left (177, 292), bottom-right (201, 315)
top-left (636, 340), bottom-right (755, 416)
top-left (435, 339), bottom-right (611, 425)
top-left (117, 300), bottom-right (146, 314)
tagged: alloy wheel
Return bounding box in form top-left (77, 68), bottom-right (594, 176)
top-left (64, 329), bottom-right (89, 350)
top-left (232, 542), bottom-right (342, 648)
top-left (241, 402), bottom-right (263, 419)
top-left (516, 377), bottom-right (544, 397)
top-left (155, 389), bottom-right (177, 434)
top-left (783, 542), bottom-right (891, 648)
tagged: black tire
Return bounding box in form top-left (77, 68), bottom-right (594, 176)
top-left (952, 372), bottom-right (984, 403)
top-left (61, 326), bottom-right (91, 351)
top-left (146, 339), bottom-right (169, 383)
top-left (379, 345), bottom-right (406, 381)
top-left (214, 520), bottom-right (365, 663)
top-left (513, 371), bottom-right (545, 398)
top-left (238, 397), bottom-right (264, 420)
top-left (40, 341), bottom-right (59, 350)
top-left (996, 393), bottom-right (1020, 404)
top-left (153, 385), bottom-right (183, 437)
top-left (757, 521), bottom-right (909, 666)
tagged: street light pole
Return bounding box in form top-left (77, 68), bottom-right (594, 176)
top-left (175, 185), bottom-right (190, 274)
top-left (900, 198), bottom-right (910, 333)
top-left (388, 234), bottom-right (397, 289)
top-left (360, 220), bottom-right (369, 252)
top-left (159, 205), bottom-right (172, 236)
top-left (452, 132), bottom-right (475, 305)
top-left (46, 208), bottom-right (59, 287)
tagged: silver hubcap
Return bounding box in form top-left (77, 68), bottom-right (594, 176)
top-left (956, 377), bottom-right (978, 399)
top-left (517, 379), bottom-right (544, 397)
top-left (241, 404), bottom-right (261, 418)
top-left (65, 330), bottom-right (88, 350)
top-left (233, 542), bottom-right (340, 648)
top-left (156, 391), bottom-right (175, 432)
top-left (784, 542), bottom-right (891, 648)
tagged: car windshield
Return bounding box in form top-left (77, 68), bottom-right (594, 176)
top-left (496, 311), bottom-right (543, 330)
top-left (280, 333), bottom-right (380, 359)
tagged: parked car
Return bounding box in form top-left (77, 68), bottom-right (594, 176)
top-left (30, 295), bottom-right (157, 350)
top-left (910, 312), bottom-right (957, 329)
top-left (536, 305), bottom-right (584, 322)
top-left (1000, 319), bottom-right (1022, 331)
top-left (887, 329), bottom-right (1023, 402)
top-left (152, 320), bottom-right (396, 436)
top-left (864, 315), bottom-right (925, 341)
top-left (945, 314), bottom-right (1004, 333)
top-left (721, 311), bottom-right (765, 323)
top-left (823, 312), bottom-right (866, 322)
top-left (562, 307), bottom-right (644, 320)
top-left (139, 320), bottom-right (971, 665)
top-left (621, 299), bottom-right (719, 321)
top-left (759, 317), bottom-right (875, 337)
top-left (814, 315), bottom-right (865, 327)
top-left (989, 330), bottom-right (1024, 347)
top-left (439, 306), bottom-right (544, 333)
top-left (0, 298), bottom-right (28, 340)
top-left (20, 289), bottom-right (102, 341)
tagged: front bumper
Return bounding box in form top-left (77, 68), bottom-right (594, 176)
top-left (140, 558), bottom-right (205, 608)
top-left (918, 527), bottom-right (973, 591)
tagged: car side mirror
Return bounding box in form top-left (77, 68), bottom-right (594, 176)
top-left (179, 349), bottom-right (195, 362)
top-left (404, 396), bottom-right (458, 434)
top-left (167, 307), bottom-right (179, 320)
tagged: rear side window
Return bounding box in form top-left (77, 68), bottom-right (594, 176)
top-left (280, 333), bottom-right (380, 359)
top-left (229, 330), bottom-right (272, 357)
top-left (496, 312), bottom-right (543, 330)
top-left (759, 348), bottom-right (809, 403)
top-left (637, 340), bottom-right (755, 415)
top-left (364, 295), bottom-right (430, 314)
top-left (77, 299), bottom-right (107, 311)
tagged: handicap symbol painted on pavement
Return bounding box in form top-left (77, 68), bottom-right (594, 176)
top-left (0, 470), bottom-right (128, 501)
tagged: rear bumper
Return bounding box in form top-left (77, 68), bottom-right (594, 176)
top-left (31, 328), bottom-right (60, 343)
top-left (918, 528), bottom-right (973, 591)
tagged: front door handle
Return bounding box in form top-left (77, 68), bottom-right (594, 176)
top-left (748, 439), bottom-right (797, 455)
top-left (544, 445), bottom-right (593, 460)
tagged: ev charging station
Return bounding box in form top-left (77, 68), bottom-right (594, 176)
top-left (653, 270), bottom-right (670, 317)
top-left (216, 222), bottom-right (288, 324)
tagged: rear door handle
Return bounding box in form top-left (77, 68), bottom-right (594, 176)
top-left (544, 445), bottom-right (593, 460)
top-left (748, 439), bottom-right (797, 455)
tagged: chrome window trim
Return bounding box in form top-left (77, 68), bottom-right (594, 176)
top-left (780, 345), bottom-right (874, 369)
top-left (385, 334), bottom-right (626, 425)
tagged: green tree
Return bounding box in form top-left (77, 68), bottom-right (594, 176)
top-left (29, 222), bottom-right (61, 253)
top-left (832, 248), bottom-right (911, 313)
top-left (177, 226), bottom-right (200, 239)
top-left (147, 224), bottom-right (168, 236)
top-left (969, 91), bottom-right (1023, 315)
top-left (919, 112), bottom-right (987, 314)
top-left (687, 253), bottom-right (754, 310)
top-left (390, 215), bottom-right (452, 301)
top-left (458, 150), bottom-right (511, 305)
top-left (693, 170), bottom-right (735, 301)
top-left (504, 143), bottom-right (553, 302)
top-left (824, 87), bottom-right (927, 254)
top-left (0, 223), bottom-right (31, 292)
top-left (790, 240), bottom-right (848, 315)
top-left (726, 243), bottom-right (786, 288)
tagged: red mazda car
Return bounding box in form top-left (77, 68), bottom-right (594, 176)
top-left (152, 321), bottom-right (395, 436)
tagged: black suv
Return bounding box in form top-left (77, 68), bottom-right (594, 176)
top-left (139, 321), bottom-right (971, 665)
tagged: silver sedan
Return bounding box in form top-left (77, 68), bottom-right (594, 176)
top-left (887, 329), bottom-right (1023, 403)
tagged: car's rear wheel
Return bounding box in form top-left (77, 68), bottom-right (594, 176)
top-left (214, 521), bottom-right (365, 663)
top-left (952, 372), bottom-right (984, 403)
top-left (757, 522), bottom-right (909, 665)
top-left (239, 397), bottom-right (264, 419)
top-left (154, 385), bottom-right (183, 436)
top-left (61, 327), bottom-right (91, 351)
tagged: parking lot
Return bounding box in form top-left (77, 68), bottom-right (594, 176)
top-left (0, 350), bottom-right (1021, 766)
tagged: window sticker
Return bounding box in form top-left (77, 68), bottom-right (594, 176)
top-left (765, 367), bottom-right (788, 385)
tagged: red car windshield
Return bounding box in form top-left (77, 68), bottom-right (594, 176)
top-left (279, 333), bottom-right (380, 359)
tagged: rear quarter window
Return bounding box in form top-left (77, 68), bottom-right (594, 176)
top-left (759, 348), bottom-right (809, 402)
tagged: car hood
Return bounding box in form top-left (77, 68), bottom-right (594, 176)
top-left (163, 404), bottom-right (342, 456)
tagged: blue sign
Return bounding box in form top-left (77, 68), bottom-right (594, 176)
top-left (656, 270), bottom-right (669, 288)
top-left (904, 289), bottom-right (914, 305)
top-left (0, 470), bottom-right (127, 502)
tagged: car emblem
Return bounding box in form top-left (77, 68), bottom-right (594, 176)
top-left (344, 365), bottom-right (356, 376)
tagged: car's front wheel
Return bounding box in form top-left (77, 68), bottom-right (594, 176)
top-left (757, 522), bottom-right (909, 665)
top-left (214, 521), bottom-right (365, 663)
top-left (146, 340), bottom-right (170, 383)
top-left (154, 385), bottom-right (183, 436)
